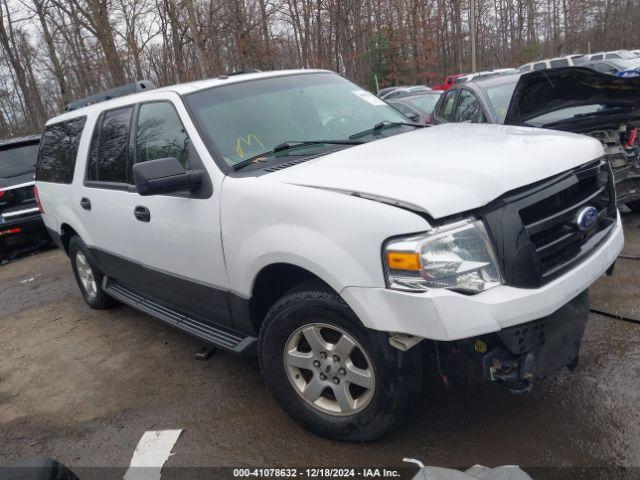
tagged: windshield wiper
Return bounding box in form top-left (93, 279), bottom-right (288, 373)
top-left (349, 120), bottom-right (423, 140)
top-left (232, 140), bottom-right (364, 171)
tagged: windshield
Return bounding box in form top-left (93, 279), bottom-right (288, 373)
top-left (0, 142), bottom-right (39, 179)
top-left (404, 93), bottom-right (441, 113)
top-left (484, 80), bottom-right (518, 123)
top-left (185, 73), bottom-right (409, 166)
top-left (526, 104), bottom-right (625, 126)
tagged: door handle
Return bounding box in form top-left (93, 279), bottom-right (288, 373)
top-left (80, 197), bottom-right (91, 210)
top-left (134, 205), bottom-right (151, 222)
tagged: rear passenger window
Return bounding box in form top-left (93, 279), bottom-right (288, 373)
top-left (605, 53), bottom-right (621, 59)
top-left (591, 54), bottom-right (603, 60)
top-left (135, 102), bottom-right (190, 169)
top-left (36, 117), bottom-right (86, 184)
top-left (87, 106), bottom-right (133, 184)
top-left (533, 62), bottom-right (547, 71)
top-left (439, 90), bottom-right (457, 121)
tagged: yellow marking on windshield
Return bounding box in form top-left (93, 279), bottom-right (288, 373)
top-left (236, 134), bottom-right (265, 158)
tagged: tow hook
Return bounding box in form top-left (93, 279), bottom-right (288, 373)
top-left (487, 351), bottom-right (535, 395)
top-left (389, 333), bottom-right (423, 351)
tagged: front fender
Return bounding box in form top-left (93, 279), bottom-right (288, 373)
top-left (221, 178), bottom-right (429, 298)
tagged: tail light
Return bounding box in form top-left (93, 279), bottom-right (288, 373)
top-left (0, 227), bottom-right (21, 236)
top-left (33, 185), bottom-right (44, 213)
top-left (0, 189), bottom-right (5, 200)
top-left (626, 127), bottom-right (638, 148)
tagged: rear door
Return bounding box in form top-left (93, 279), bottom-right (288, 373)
top-left (79, 105), bottom-right (141, 281)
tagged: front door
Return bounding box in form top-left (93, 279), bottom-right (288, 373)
top-left (128, 96), bottom-right (231, 327)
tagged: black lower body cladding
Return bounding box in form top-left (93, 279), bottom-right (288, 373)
top-left (496, 289), bottom-right (589, 380)
top-left (441, 290), bottom-right (589, 390)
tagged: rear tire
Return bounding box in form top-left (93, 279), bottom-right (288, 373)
top-left (69, 236), bottom-right (116, 309)
top-left (626, 200), bottom-right (640, 212)
top-left (259, 281), bottom-right (422, 442)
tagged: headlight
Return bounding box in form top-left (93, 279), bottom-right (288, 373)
top-left (384, 219), bottom-right (502, 293)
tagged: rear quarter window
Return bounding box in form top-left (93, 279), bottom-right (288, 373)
top-left (36, 117), bottom-right (86, 184)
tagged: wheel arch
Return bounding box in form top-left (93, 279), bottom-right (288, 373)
top-left (59, 222), bottom-right (80, 254)
top-left (248, 261), bottom-right (368, 335)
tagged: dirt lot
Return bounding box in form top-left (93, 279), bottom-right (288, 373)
top-left (1, 213), bottom-right (639, 475)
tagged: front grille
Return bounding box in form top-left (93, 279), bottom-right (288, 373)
top-left (520, 160), bottom-right (615, 279)
top-left (483, 159), bottom-right (616, 288)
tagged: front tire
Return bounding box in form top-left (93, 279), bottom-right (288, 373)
top-left (69, 236), bottom-right (116, 309)
top-left (259, 282), bottom-right (422, 442)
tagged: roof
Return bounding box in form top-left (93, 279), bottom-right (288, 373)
top-left (459, 69), bottom-right (519, 84)
top-left (47, 69), bottom-right (332, 125)
top-left (0, 134), bottom-right (40, 150)
top-left (522, 54), bottom-right (586, 66)
top-left (468, 72), bottom-right (521, 88)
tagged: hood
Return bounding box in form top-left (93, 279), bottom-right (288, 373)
top-left (504, 67), bottom-right (640, 129)
top-left (266, 123), bottom-right (603, 219)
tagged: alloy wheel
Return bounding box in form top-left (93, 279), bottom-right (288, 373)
top-left (283, 323), bottom-right (375, 416)
top-left (75, 251), bottom-right (98, 299)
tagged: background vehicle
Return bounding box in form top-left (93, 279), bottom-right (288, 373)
top-left (431, 67), bottom-right (640, 210)
top-left (36, 70), bottom-right (622, 442)
top-left (519, 54), bottom-right (586, 72)
top-left (456, 68), bottom-right (518, 83)
top-left (386, 91), bottom-right (442, 124)
top-left (378, 85), bottom-right (430, 100)
top-left (587, 50), bottom-right (640, 64)
top-left (584, 59), bottom-right (639, 75)
top-left (431, 74), bottom-right (463, 90)
top-left (0, 134), bottom-right (49, 259)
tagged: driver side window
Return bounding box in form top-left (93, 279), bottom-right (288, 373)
top-left (135, 102), bottom-right (190, 170)
top-left (439, 90), bottom-right (457, 121)
top-left (454, 90), bottom-right (485, 123)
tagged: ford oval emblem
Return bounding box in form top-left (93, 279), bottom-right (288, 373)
top-left (576, 206), bottom-right (598, 231)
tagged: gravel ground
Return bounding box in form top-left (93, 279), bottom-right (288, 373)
top-left (0, 213), bottom-right (639, 477)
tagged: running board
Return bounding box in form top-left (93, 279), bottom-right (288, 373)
top-left (103, 277), bottom-right (257, 356)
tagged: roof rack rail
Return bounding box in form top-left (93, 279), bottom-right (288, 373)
top-left (218, 69), bottom-right (261, 80)
top-left (64, 80), bottom-right (156, 112)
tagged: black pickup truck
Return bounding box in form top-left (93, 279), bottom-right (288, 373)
top-left (0, 135), bottom-right (49, 259)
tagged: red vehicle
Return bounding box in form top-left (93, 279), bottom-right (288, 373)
top-left (431, 74), bottom-right (464, 91)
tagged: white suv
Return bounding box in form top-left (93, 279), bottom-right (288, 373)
top-left (35, 70), bottom-right (623, 442)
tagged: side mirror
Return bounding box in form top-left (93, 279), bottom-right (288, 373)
top-left (132, 157), bottom-right (203, 196)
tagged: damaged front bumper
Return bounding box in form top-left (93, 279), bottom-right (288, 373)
top-left (440, 290), bottom-right (590, 393)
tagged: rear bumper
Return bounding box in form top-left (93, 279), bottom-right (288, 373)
top-left (0, 213), bottom-right (49, 250)
top-left (342, 213), bottom-right (623, 341)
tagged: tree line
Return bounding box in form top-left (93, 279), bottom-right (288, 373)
top-left (1, 0), bottom-right (640, 138)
